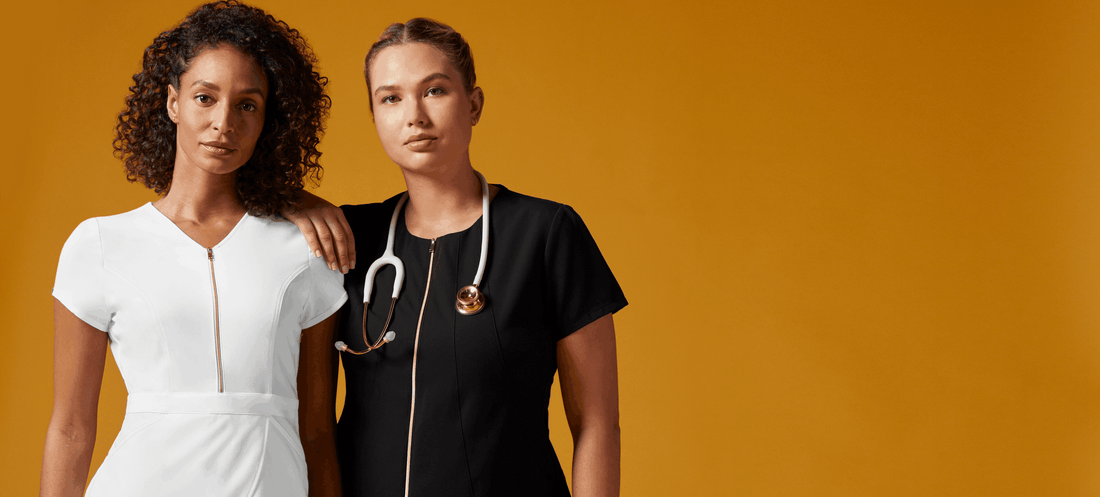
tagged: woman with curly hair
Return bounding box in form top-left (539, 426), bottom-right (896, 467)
top-left (288, 18), bottom-right (625, 497)
top-left (41, 2), bottom-right (345, 496)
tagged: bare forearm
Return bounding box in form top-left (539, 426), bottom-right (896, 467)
top-left (40, 422), bottom-right (96, 497)
top-left (298, 314), bottom-right (342, 496)
top-left (45, 302), bottom-right (108, 496)
top-left (302, 426), bottom-right (342, 497)
top-left (558, 315), bottom-right (621, 497)
top-left (570, 423), bottom-right (621, 497)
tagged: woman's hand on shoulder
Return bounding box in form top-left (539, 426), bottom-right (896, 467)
top-left (283, 191), bottom-right (356, 274)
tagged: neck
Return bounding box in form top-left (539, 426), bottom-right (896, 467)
top-left (154, 167), bottom-right (245, 222)
top-left (401, 165), bottom-right (485, 239)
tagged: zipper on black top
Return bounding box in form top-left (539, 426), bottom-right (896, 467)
top-left (404, 238), bottom-right (436, 497)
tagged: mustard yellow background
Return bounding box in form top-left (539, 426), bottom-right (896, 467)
top-left (4, 0), bottom-right (1099, 495)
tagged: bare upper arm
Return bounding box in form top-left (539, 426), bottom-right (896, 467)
top-left (50, 298), bottom-right (108, 425)
top-left (298, 313), bottom-right (340, 428)
top-left (557, 313), bottom-right (620, 431)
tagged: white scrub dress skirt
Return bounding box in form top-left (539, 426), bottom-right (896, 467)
top-left (84, 392), bottom-right (307, 497)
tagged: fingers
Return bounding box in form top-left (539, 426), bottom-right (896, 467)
top-left (285, 196), bottom-right (349, 273)
top-left (290, 215), bottom-right (325, 259)
top-left (313, 217), bottom-right (340, 272)
top-left (335, 208), bottom-right (356, 270)
top-left (324, 216), bottom-right (350, 274)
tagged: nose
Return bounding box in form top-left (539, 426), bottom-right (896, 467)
top-left (211, 103), bottom-right (234, 133)
top-left (405, 99), bottom-right (430, 128)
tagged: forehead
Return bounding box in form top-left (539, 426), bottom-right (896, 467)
top-left (370, 42), bottom-right (458, 88)
top-left (182, 45), bottom-right (268, 93)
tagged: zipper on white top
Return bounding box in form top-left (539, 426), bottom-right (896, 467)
top-left (404, 238), bottom-right (436, 497)
top-left (208, 248), bottom-right (225, 393)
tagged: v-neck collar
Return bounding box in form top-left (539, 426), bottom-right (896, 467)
top-left (143, 202), bottom-right (251, 250)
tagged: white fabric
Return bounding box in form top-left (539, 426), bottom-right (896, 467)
top-left (52, 203), bottom-right (347, 497)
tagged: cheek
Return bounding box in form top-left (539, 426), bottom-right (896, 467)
top-left (250, 115), bottom-right (265, 139)
top-left (442, 104), bottom-right (472, 139)
top-left (178, 117), bottom-right (200, 142)
top-left (375, 114), bottom-right (403, 141)
top-left (442, 101), bottom-right (470, 129)
top-left (178, 107), bottom-right (210, 139)
top-left (241, 113), bottom-right (264, 143)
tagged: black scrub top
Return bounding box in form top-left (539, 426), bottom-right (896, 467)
top-left (336, 186), bottom-right (627, 497)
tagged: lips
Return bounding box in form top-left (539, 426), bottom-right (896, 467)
top-left (404, 133), bottom-right (437, 144)
top-left (404, 134), bottom-right (437, 152)
top-left (201, 141), bottom-right (236, 155)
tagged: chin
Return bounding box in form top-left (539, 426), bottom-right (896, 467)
top-left (398, 153), bottom-right (466, 175)
top-left (200, 161), bottom-right (247, 176)
top-left (391, 154), bottom-right (433, 171)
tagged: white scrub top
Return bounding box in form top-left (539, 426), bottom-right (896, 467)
top-left (53, 203), bottom-right (346, 496)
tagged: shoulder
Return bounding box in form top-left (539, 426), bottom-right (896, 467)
top-left (239, 215), bottom-right (345, 285)
top-left (82, 203), bottom-right (153, 229)
top-left (249, 213), bottom-right (305, 239)
top-left (241, 214), bottom-right (318, 261)
top-left (63, 204), bottom-right (154, 246)
top-left (492, 186), bottom-right (589, 235)
top-left (340, 192), bottom-right (405, 228)
top-left (57, 205), bottom-right (153, 280)
top-left (340, 193), bottom-right (406, 250)
top-left (59, 218), bottom-right (103, 262)
top-left (492, 185), bottom-right (577, 226)
top-left (494, 186), bottom-right (566, 214)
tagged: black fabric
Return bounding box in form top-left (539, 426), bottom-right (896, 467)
top-left (336, 186), bottom-right (627, 497)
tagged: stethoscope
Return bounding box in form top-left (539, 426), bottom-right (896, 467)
top-left (335, 171), bottom-right (490, 355)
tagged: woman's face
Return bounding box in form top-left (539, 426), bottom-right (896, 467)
top-left (167, 45), bottom-right (268, 178)
top-left (369, 42), bottom-right (483, 175)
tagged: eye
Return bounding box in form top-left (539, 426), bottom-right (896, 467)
top-left (380, 95), bottom-right (398, 104)
top-left (195, 94), bottom-right (212, 104)
top-left (426, 87), bottom-right (445, 97)
top-left (240, 102), bottom-right (258, 112)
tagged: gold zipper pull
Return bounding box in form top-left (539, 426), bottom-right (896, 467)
top-left (208, 248), bottom-right (214, 260)
top-left (429, 239), bottom-right (436, 254)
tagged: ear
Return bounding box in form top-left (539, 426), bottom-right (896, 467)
top-left (469, 87), bottom-right (484, 126)
top-left (166, 85), bottom-right (180, 124)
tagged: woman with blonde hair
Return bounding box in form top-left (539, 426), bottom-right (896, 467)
top-left (291, 18), bottom-right (625, 497)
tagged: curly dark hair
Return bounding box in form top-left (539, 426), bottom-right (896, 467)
top-left (114, 0), bottom-right (330, 216)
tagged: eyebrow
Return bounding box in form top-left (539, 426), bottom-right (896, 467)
top-left (373, 72), bottom-right (452, 95)
top-left (191, 80), bottom-right (266, 97)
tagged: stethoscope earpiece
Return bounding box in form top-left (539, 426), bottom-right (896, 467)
top-left (455, 285), bottom-right (486, 315)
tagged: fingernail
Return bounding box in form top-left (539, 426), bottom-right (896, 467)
top-left (329, 262), bottom-right (336, 271)
top-left (314, 250), bottom-right (322, 258)
top-left (342, 265), bottom-right (349, 274)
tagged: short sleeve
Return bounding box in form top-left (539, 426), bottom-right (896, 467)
top-left (301, 253), bottom-right (348, 329)
top-left (53, 219), bottom-right (111, 331)
top-left (544, 205), bottom-right (628, 340)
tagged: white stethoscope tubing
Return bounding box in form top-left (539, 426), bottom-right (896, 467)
top-left (335, 171), bottom-right (489, 354)
top-left (472, 170), bottom-right (489, 287)
top-left (364, 192), bottom-right (409, 302)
